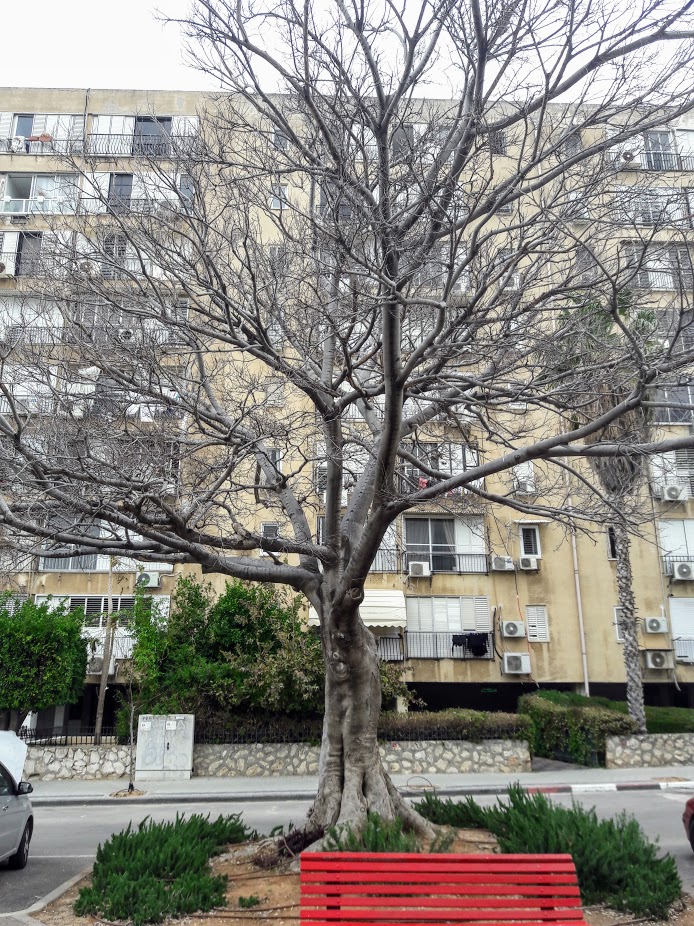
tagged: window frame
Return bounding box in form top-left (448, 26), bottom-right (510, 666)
top-left (614, 605), bottom-right (625, 643)
top-left (520, 525), bottom-right (541, 558)
top-left (526, 604), bottom-right (550, 643)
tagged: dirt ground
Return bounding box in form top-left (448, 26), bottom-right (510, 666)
top-left (31, 833), bottom-right (694, 926)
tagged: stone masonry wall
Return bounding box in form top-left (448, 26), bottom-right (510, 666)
top-left (24, 738), bottom-right (530, 779)
top-left (25, 743), bottom-right (132, 780)
top-left (193, 739), bottom-right (531, 777)
top-left (606, 732), bottom-right (694, 768)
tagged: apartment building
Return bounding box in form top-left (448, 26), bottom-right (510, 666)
top-left (1, 86), bottom-right (694, 731)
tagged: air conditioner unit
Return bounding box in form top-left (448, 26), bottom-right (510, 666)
top-left (661, 483), bottom-right (687, 502)
top-left (503, 652), bottom-right (531, 674)
top-left (492, 555), bottom-right (515, 572)
top-left (514, 480), bottom-right (535, 495)
top-left (116, 328), bottom-right (135, 343)
top-left (87, 655), bottom-right (104, 675)
top-left (502, 620), bottom-right (526, 638)
top-left (673, 561), bottom-right (694, 581)
top-left (644, 616), bottom-right (668, 634)
top-left (408, 561), bottom-right (431, 578)
top-left (136, 571), bottom-right (161, 588)
top-left (519, 556), bottom-right (539, 571)
top-left (643, 650), bottom-right (674, 670)
top-left (79, 260), bottom-right (94, 275)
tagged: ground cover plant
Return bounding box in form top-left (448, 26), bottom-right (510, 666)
top-left (415, 785), bottom-right (681, 919)
top-left (74, 813), bottom-right (253, 925)
top-left (533, 690), bottom-right (694, 734)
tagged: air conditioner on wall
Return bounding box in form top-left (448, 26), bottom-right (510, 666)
top-left (673, 562), bottom-right (694, 581)
top-left (519, 556), bottom-right (539, 571)
top-left (514, 480), bottom-right (535, 495)
top-left (502, 620), bottom-right (526, 638)
top-left (643, 650), bottom-right (674, 670)
top-left (503, 653), bottom-right (531, 674)
top-left (136, 571), bottom-right (162, 589)
top-left (644, 616), bottom-right (668, 634)
top-left (408, 561), bottom-right (431, 578)
top-left (491, 555), bottom-right (515, 571)
top-left (661, 483), bottom-right (687, 502)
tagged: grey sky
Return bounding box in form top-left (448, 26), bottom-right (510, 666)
top-left (1, 0), bottom-right (216, 91)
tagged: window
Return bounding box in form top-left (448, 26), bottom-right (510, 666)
top-left (653, 384), bottom-right (694, 424)
top-left (133, 116), bottom-right (172, 156)
top-left (101, 233), bottom-right (129, 279)
top-left (607, 526), bottom-right (618, 560)
top-left (108, 174), bottom-right (133, 212)
top-left (35, 594), bottom-right (168, 627)
top-left (513, 461), bottom-right (536, 493)
top-left (260, 522), bottom-right (279, 555)
top-left (644, 131), bottom-right (675, 170)
top-left (269, 184), bottom-right (289, 210)
top-left (526, 605), bottom-right (549, 642)
top-left (263, 378), bottom-right (285, 407)
top-left (273, 129), bottom-right (288, 151)
top-left (520, 525), bottom-right (541, 557)
top-left (401, 441), bottom-right (479, 491)
top-left (614, 606), bottom-right (625, 642)
top-left (404, 516), bottom-right (486, 572)
top-left (39, 516), bottom-right (101, 572)
top-left (624, 242), bottom-right (694, 290)
top-left (489, 129), bottom-right (507, 156)
top-left (0, 764), bottom-right (13, 796)
top-left (13, 114), bottom-right (34, 138)
top-left (669, 598), bottom-right (694, 662)
top-left (258, 447), bottom-right (282, 486)
top-left (658, 519), bottom-right (694, 558)
top-left (319, 184), bottom-right (353, 220)
top-left (631, 188), bottom-right (685, 226)
top-left (406, 597), bottom-right (492, 656)
top-left (564, 132), bottom-right (582, 157)
top-left (652, 450), bottom-right (694, 497)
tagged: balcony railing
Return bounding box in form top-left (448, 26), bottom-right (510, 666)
top-left (0, 137), bottom-right (83, 156)
top-left (404, 550), bottom-right (489, 573)
top-left (377, 631), bottom-right (494, 661)
top-left (78, 197), bottom-right (189, 216)
top-left (84, 134), bottom-right (196, 157)
top-left (0, 393), bottom-right (54, 415)
top-left (615, 151), bottom-right (694, 172)
top-left (1, 197), bottom-right (77, 215)
top-left (632, 270), bottom-right (691, 291)
top-left (662, 556), bottom-right (694, 577)
top-left (84, 627), bottom-right (135, 662)
top-left (3, 325), bottom-right (57, 345)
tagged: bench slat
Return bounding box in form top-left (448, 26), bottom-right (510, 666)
top-left (302, 909), bottom-right (585, 920)
top-left (303, 863), bottom-right (576, 874)
top-left (305, 854), bottom-right (574, 862)
top-left (302, 873), bottom-right (580, 885)
top-left (302, 898), bottom-right (582, 909)
top-left (303, 921), bottom-right (585, 926)
top-left (302, 886), bottom-right (580, 897)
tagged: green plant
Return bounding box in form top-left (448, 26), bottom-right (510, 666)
top-left (0, 595), bottom-right (88, 731)
top-left (238, 895), bottom-right (261, 908)
top-left (323, 814), bottom-right (422, 853)
top-left (533, 690), bottom-right (694, 735)
top-left (519, 692), bottom-right (637, 765)
top-left (74, 813), bottom-right (253, 925)
top-left (379, 708), bottom-right (533, 743)
top-left (415, 785), bottom-right (681, 918)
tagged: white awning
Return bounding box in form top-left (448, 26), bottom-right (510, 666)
top-left (513, 518), bottom-right (551, 524)
top-left (309, 589), bottom-right (407, 628)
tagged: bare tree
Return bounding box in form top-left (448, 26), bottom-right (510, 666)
top-left (2, 0), bottom-right (694, 831)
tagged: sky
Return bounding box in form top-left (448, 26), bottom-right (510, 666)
top-left (1, 0), bottom-right (217, 91)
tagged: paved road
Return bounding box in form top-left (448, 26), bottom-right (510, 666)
top-left (1, 791), bottom-right (693, 916)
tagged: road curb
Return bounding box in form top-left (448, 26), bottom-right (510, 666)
top-left (29, 779), bottom-right (694, 806)
top-left (0, 867), bottom-right (91, 922)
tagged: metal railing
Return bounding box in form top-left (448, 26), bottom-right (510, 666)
top-left (77, 197), bottom-right (188, 216)
top-left (84, 627), bottom-right (135, 661)
top-left (18, 725), bottom-right (123, 746)
top-left (674, 638), bottom-right (694, 663)
top-left (402, 631), bottom-right (494, 660)
top-left (0, 393), bottom-right (54, 415)
top-left (404, 550), bottom-right (489, 573)
top-left (615, 151), bottom-right (694, 172)
top-left (0, 197), bottom-right (77, 215)
top-left (3, 326), bottom-right (57, 345)
top-left (662, 555), bottom-right (694, 577)
top-left (0, 137), bottom-right (84, 156)
top-left (84, 134), bottom-right (197, 157)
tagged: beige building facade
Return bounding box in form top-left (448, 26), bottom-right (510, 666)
top-left (1, 87), bottom-right (694, 730)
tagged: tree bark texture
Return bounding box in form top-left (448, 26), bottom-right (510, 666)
top-left (613, 521), bottom-right (647, 735)
top-left (308, 603), bottom-right (431, 835)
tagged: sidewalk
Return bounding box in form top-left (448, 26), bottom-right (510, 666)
top-left (28, 763), bottom-right (694, 806)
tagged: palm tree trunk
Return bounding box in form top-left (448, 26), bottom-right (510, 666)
top-left (613, 520), bottom-right (647, 734)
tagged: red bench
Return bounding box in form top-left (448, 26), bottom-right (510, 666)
top-left (301, 852), bottom-right (587, 926)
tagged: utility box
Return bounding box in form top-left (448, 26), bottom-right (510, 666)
top-left (135, 714), bottom-right (195, 781)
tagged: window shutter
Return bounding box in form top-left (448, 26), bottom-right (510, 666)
top-left (675, 448), bottom-right (694, 496)
top-left (526, 605), bottom-right (549, 642)
top-left (1, 232), bottom-right (19, 274)
top-left (513, 460), bottom-right (536, 491)
top-left (521, 526), bottom-right (539, 556)
top-left (473, 596), bottom-right (492, 631)
top-left (34, 594), bottom-right (69, 611)
top-left (32, 114), bottom-right (47, 134)
top-left (172, 116), bottom-right (198, 136)
top-left (614, 606), bottom-right (625, 642)
top-left (455, 516), bottom-right (486, 554)
top-left (0, 113), bottom-right (12, 138)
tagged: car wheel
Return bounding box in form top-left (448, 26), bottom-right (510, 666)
top-left (7, 823), bottom-right (31, 870)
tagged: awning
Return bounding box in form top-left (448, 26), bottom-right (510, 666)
top-left (309, 589), bottom-right (407, 628)
top-left (513, 518), bottom-right (551, 524)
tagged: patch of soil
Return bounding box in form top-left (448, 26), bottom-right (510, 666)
top-left (110, 788), bottom-right (147, 798)
top-left (584, 895), bottom-right (693, 926)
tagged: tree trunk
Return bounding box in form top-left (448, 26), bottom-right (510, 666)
top-left (0, 709), bottom-right (28, 733)
top-left (94, 558), bottom-right (115, 745)
top-left (308, 603), bottom-right (431, 836)
top-left (613, 521), bottom-right (647, 735)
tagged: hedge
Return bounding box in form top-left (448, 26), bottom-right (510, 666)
top-left (519, 693), bottom-right (638, 765)
top-left (532, 690), bottom-right (694, 734)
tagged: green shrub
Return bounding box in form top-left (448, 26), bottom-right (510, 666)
top-left (519, 693), bottom-right (637, 765)
top-left (74, 813), bottom-right (253, 925)
top-left (379, 708), bottom-right (533, 742)
top-left (532, 689), bottom-right (694, 737)
top-left (415, 785), bottom-right (681, 919)
top-left (238, 895), bottom-right (261, 908)
top-left (323, 814), bottom-right (422, 853)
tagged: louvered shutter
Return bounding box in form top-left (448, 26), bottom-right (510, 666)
top-left (34, 594), bottom-right (69, 611)
top-left (0, 113), bottom-right (13, 139)
top-left (31, 114), bottom-right (47, 134)
top-left (526, 605), bottom-right (549, 642)
top-left (513, 460), bottom-right (536, 491)
top-left (172, 115), bottom-right (198, 136)
top-left (455, 516), bottom-right (485, 554)
top-left (675, 448), bottom-right (694, 495)
top-left (1, 232), bottom-right (19, 275)
top-left (670, 246), bottom-right (694, 289)
top-left (460, 596), bottom-right (476, 631)
top-left (670, 599), bottom-right (694, 663)
top-left (473, 596), bottom-right (491, 631)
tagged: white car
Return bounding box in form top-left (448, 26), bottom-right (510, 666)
top-left (0, 759), bottom-right (33, 869)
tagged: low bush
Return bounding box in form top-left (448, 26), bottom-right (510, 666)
top-left (533, 690), bottom-right (694, 735)
top-left (519, 692), bottom-right (637, 765)
top-left (415, 785), bottom-right (681, 919)
top-left (379, 708), bottom-right (533, 742)
top-left (323, 814), bottom-right (422, 853)
top-left (74, 813), bottom-right (253, 925)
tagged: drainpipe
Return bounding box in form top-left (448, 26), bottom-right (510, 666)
top-left (564, 470), bottom-right (590, 695)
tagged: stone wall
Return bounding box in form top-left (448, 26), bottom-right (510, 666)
top-left (25, 743), bottom-right (132, 780)
top-left (24, 738), bottom-right (530, 780)
top-left (193, 739), bottom-right (531, 777)
top-left (606, 732), bottom-right (694, 768)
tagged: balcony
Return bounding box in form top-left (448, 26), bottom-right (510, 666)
top-left (0, 137), bottom-right (83, 156)
top-left (84, 134), bottom-right (195, 158)
top-left (1, 197), bottom-right (77, 215)
top-left (662, 556), bottom-right (694, 577)
top-left (404, 550), bottom-right (489, 574)
top-left (0, 392), bottom-right (54, 415)
top-left (376, 631), bottom-right (494, 661)
top-left (78, 197), bottom-right (189, 217)
top-left (614, 151), bottom-right (694, 171)
top-left (4, 325), bottom-right (58, 345)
